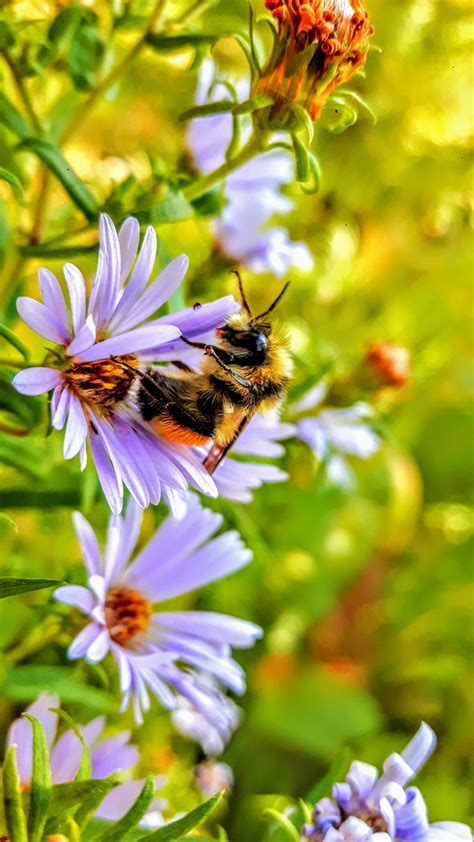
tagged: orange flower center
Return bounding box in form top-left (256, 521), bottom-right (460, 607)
top-left (104, 586), bottom-right (152, 647)
top-left (65, 355), bottom-right (138, 409)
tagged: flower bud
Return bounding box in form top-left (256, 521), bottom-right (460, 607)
top-left (255, 0), bottom-right (374, 126)
top-left (365, 342), bottom-right (411, 388)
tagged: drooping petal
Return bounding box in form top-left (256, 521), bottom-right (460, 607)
top-left (63, 395), bottom-right (88, 459)
top-left (54, 585), bottom-right (95, 615)
top-left (86, 628), bottom-right (110, 663)
top-left (68, 622), bottom-right (102, 660)
top-left (17, 297), bottom-right (71, 344)
top-left (63, 263), bottom-right (86, 333)
top-left (52, 386), bottom-right (71, 430)
top-left (156, 612), bottom-right (262, 648)
top-left (13, 367), bottom-right (62, 396)
top-left (89, 427), bottom-right (123, 514)
top-left (72, 511), bottom-right (101, 576)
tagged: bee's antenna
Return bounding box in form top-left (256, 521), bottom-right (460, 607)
top-left (231, 269), bottom-right (252, 316)
top-left (255, 281), bottom-right (290, 320)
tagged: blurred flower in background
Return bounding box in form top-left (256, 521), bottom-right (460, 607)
top-left (6, 693), bottom-right (166, 828)
top-left (54, 498), bottom-right (262, 734)
top-left (187, 60), bottom-right (314, 277)
top-left (302, 723), bottom-right (472, 841)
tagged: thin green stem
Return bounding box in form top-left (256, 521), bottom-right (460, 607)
top-left (183, 131), bottom-right (266, 202)
top-left (1, 50), bottom-right (43, 134)
top-left (60, 0), bottom-right (167, 145)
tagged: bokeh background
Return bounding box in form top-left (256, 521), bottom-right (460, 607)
top-left (0, 0), bottom-right (472, 839)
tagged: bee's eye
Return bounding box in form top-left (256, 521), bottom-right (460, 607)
top-left (226, 329), bottom-right (268, 354)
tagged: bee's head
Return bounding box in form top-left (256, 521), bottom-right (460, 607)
top-left (216, 273), bottom-right (290, 362)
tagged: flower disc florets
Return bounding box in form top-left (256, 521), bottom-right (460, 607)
top-left (259, 0), bottom-right (374, 123)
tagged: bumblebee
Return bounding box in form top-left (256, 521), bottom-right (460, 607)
top-left (127, 275), bottom-right (292, 474)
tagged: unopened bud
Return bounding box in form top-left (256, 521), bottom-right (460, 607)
top-left (365, 342), bottom-right (410, 388)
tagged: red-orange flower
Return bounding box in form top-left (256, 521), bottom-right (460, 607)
top-left (258, 0), bottom-right (374, 122)
top-left (366, 342), bottom-right (411, 388)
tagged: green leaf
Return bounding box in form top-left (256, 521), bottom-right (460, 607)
top-left (0, 93), bottom-right (30, 139)
top-left (74, 774), bottom-right (126, 831)
top-left (47, 775), bottom-right (124, 818)
top-left (133, 191), bottom-right (194, 224)
top-left (179, 100), bottom-right (235, 122)
top-left (23, 713), bottom-right (52, 842)
top-left (68, 16), bottom-right (105, 90)
top-left (0, 577), bottom-right (63, 600)
top-left (146, 32), bottom-right (219, 51)
top-left (3, 745), bottom-right (28, 842)
top-left (48, 6), bottom-right (83, 43)
top-left (20, 242), bottom-right (98, 258)
top-left (0, 665), bottom-right (116, 712)
top-left (336, 88), bottom-right (377, 124)
top-left (301, 152), bottom-right (321, 195)
top-left (232, 94), bottom-right (274, 116)
top-left (137, 793), bottom-right (223, 841)
top-left (53, 708), bottom-right (92, 781)
top-left (18, 138), bottom-right (99, 219)
top-left (263, 809), bottom-right (300, 842)
top-left (94, 776), bottom-right (155, 841)
top-left (0, 322), bottom-right (30, 359)
top-left (290, 104), bottom-right (314, 148)
top-left (0, 20), bottom-right (15, 48)
top-left (0, 166), bottom-right (24, 200)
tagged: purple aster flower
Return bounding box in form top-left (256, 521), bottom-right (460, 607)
top-left (291, 382), bottom-right (381, 489)
top-left (13, 213), bottom-right (237, 515)
top-left (187, 60), bottom-right (313, 278)
top-left (302, 723), bottom-right (472, 842)
top-left (196, 410), bottom-right (296, 503)
top-left (172, 673), bottom-right (240, 756)
top-left (5, 692), bottom-right (166, 828)
top-left (54, 497), bottom-right (262, 734)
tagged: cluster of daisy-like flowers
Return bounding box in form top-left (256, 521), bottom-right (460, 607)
top-left (301, 723), bottom-right (472, 841)
top-left (187, 60), bottom-right (314, 278)
top-left (258, 0), bottom-right (374, 123)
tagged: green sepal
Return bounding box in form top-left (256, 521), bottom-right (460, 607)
top-left (3, 744), bottom-right (28, 842)
top-left (232, 94), bottom-right (274, 116)
top-left (137, 792), bottom-right (223, 841)
top-left (22, 713), bottom-right (52, 842)
top-left (290, 104), bottom-right (314, 148)
top-left (291, 134), bottom-right (310, 183)
top-left (301, 152), bottom-right (321, 195)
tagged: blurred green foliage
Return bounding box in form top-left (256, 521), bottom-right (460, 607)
top-left (0, 0), bottom-right (472, 839)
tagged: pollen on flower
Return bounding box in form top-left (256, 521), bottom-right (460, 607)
top-left (104, 586), bottom-right (152, 647)
top-left (259, 0), bottom-right (374, 123)
top-left (65, 355), bottom-right (138, 409)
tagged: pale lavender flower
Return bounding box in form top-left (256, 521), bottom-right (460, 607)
top-left (194, 759), bottom-right (234, 797)
top-left (187, 60), bottom-right (313, 277)
top-left (54, 498), bottom-right (262, 733)
top-left (302, 723), bottom-right (472, 842)
top-left (13, 213), bottom-right (237, 515)
top-left (6, 692), bottom-right (165, 827)
top-left (197, 410), bottom-right (296, 503)
top-left (172, 673), bottom-right (240, 756)
top-left (291, 382), bottom-right (381, 489)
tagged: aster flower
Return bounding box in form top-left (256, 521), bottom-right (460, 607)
top-left (54, 498), bottom-right (262, 734)
top-left (13, 213), bottom-right (237, 515)
top-left (364, 343), bottom-right (411, 389)
top-left (5, 692), bottom-right (165, 828)
top-left (204, 410), bottom-right (296, 503)
top-left (258, 0), bottom-right (374, 124)
top-left (187, 60), bottom-right (313, 278)
top-left (194, 759), bottom-right (234, 797)
top-left (301, 722), bottom-right (472, 841)
top-left (172, 673), bottom-right (240, 756)
top-left (291, 381), bottom-right (380, 488)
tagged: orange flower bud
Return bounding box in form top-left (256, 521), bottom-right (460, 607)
top-left (366, 342), bottom-right (411, 388)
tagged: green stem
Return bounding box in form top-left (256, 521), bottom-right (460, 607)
top-left (60, 0), bottom-right (167, 145)
top-left (184, 131), bottom-right (266, 202)
top-left (1, 50), bottom-right (43, 134)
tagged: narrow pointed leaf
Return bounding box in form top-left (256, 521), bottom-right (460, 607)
top-left (263, 809), bottom-right (300, 841)
top-left (52, 708), bottom-right (92, 780)
top-left (0, 167), bottom-right (24, 199)
top-left (146, 32), bottom-right (219, 51)
top-left (47, 774), bottom-right (125, 818)
top-left (0, 322), bottom-right (30, 360)
top-left (138, 792), bottom-right (223, 841)
top-left (0, 577), bottom-right (63, 599)
top-left (0, 93), bottom-right (30, 139)
top-left (23, 713), bottom-right (52, 842)
top-left (18, 138), bottom-right (99, 219)
top-left (74, 774), bottom-right (125, 830)
top-left (133, 192), bottom-right (194, 224)
top-left (3, 745), bottom-right (28, 842)
top-left (95, 775), bottom-right (155, 841)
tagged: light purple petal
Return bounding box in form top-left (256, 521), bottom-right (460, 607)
top-left (6, 692), bottom-right (59, 788)
top-left (291, 381), bottom-right (328, 413)
top-left (118, 217), bottom-right (140, 284)
top-left (63, 263), bottom-right (86, 334)
top-left (52, 386), bottom-right (71, 430)
top-left (63, 395), bottom-right (88, 459)
top-left (74, 324), bottom-right (180, 362)
top-left (401, 722), bottom-right (437, 775)
top-left (89, 426), bottom-right (123, 514)
top-left (54, 585), bottom-right (94, 615)
top-left (156, 612), bottom-right (262, 648)
top-left (13, 367), bottom-right (62, 396)
top-left (86, 628), bottom-right (110, 663)
top-left (150, 295), bottom-right (238, 352)
top-left (50, 728), bottom-right (83, 783)
top-left (17, 296), bottom-right (71, 344)
top-left (38, 268), bottom-right (70, 332)
top-left (91, 732), bottom-right (139, 778)
top-left (95, 779), bottom-right (151, 822)
top-left (66, 315), bottom-right (96, 356)
top-left (93, 415), bottom-right (151, 509)
top-left (72, 512), bottom-right (101, 576)
top-left (68, 622), bottom-right (101, 660)
top-left (112, 254), bottom-right (189, 334)
top-left (428, 824), bottom-right (473, 841)
top-left (394, 787), bottom-right (429, 839)
top-left (297, 418), bottom-right (328, 460)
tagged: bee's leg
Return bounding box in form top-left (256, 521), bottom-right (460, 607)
top-left (205, 347), bottom-right (258, 396)
top-left (203, 413), bottom-right (252, 474)
top-left (170, 360), bottom-right (194, 372)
